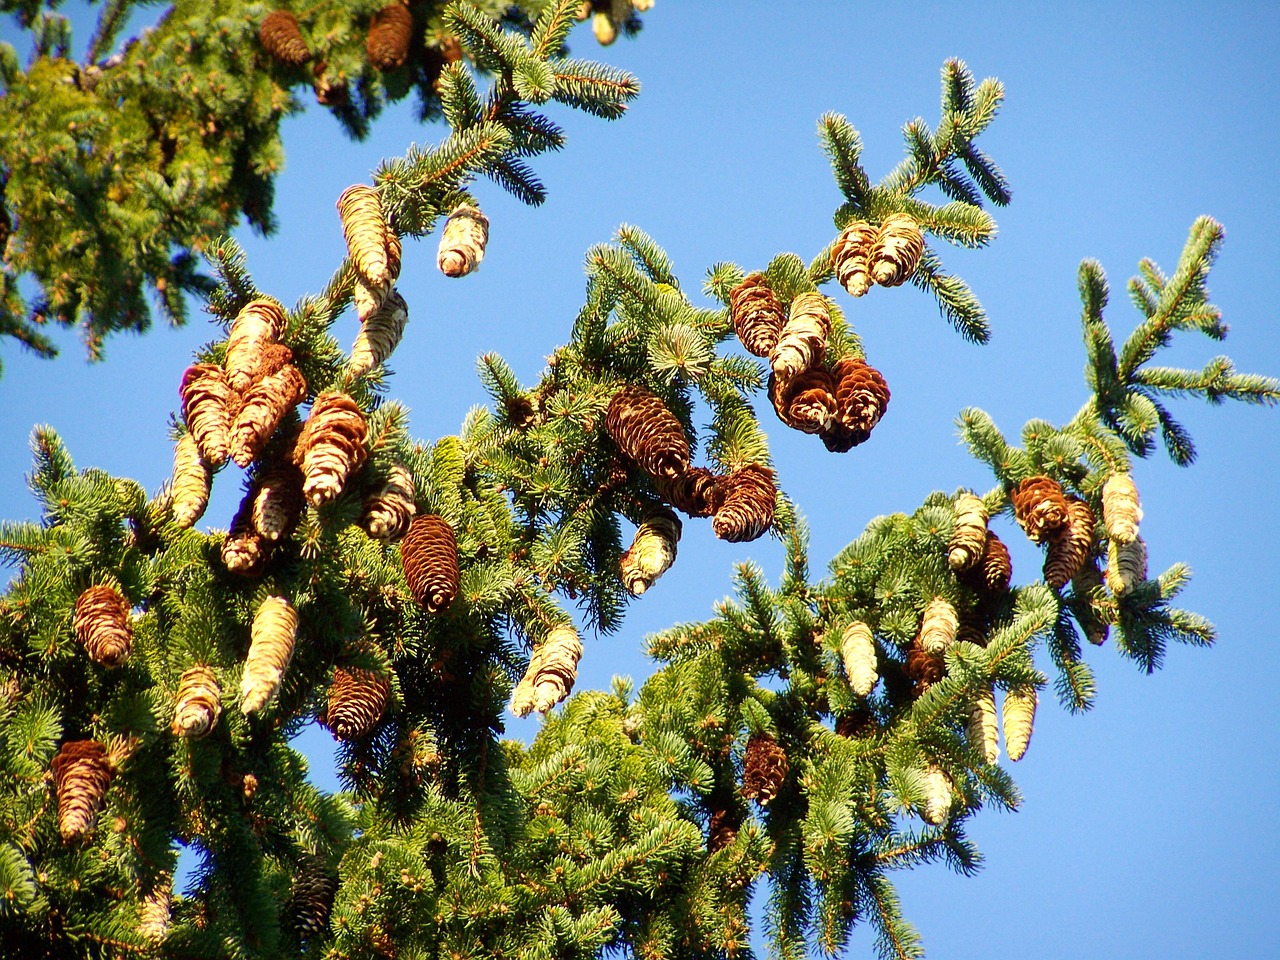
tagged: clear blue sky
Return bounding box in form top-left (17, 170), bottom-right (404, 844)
top-left (2, 2), bottom-right (1278, 957)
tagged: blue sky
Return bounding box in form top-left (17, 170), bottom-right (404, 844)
top-left (2, 2), bottom-right (1279, 957)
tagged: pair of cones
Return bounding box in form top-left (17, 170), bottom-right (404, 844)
top-left (260, 6), bottom-right (413, 73)
top-left (830, 214), bottom-right (926, 297)
top-left (966, 684), bottom-right (1037, 764)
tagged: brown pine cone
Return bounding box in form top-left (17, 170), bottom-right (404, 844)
top-left (768, 368), bottom-right (838, 435)
top-left (323, 667), bottom-right (391, 740)
top-left (655, 466), bottom-right (724, 518)
top-left (711, 464), bottom-right (776, 543)
top-left (707, 805), bottom-right (741, 854)
top-left (73, 585), bottom-right (132, 667)
top-left (1044, 497), bottom-right (1096, 590)
top-left (605, 384), bottom-right (691, 481)
top-left (222, 491), bottom-right (272, 576)
top-left (172, 665), bottom-right (222, 738)
top-left (226, 298), bottom-right (287, 394)
top-left (870, 213), bottom-right (925, 287)
top-left (180, 363), bottom-right (234, 467)
top-left (728, 273), bottom-right (785, 357)
top-left (360, 463), bottom-right (416, 542)
top-left (250, 460), bottom-right (305, 542)
top-left (741, 732), bottom-right (789, 806)
top-left (350, 289), bottom-right (408, 378)
top-left (974, 530), bottom-right (1013, 592)
top-left (51, 740), bottom-right (114, 840)
top-left (1072, 559), bottom-right (1110, 646)
top-left (510, 624), bottom-right (583, 717)
top-left (288, 860), bottom-right (337, 942)
top-left (366, 3), bottom-right (413, 71)
top-left (259, 10), bottom-right (312, 66)
top-left (400, 515), bottom-right (459, 613)
top-left (905, 639), bottom-right (944, 695)
top-left (830, 356), bottom-right (890, 444)
top-left (835, 705), bottom-right (877, 739)
top-left (437, 205), bottom-right (490, 278)
top-left (294, 392), bottom-right (369, 506)
top-left (769, 292), bottom-right (830, 381)
top-left (1011, 475), bottom-right (1070, 543)
top-left (831, 220), bottom-right (877, 297)
top-left (230, 364), bottom-right (307, 468)
top-left (240, 596), bottom-right (297, 713)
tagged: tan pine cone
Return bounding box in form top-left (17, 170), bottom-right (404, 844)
top-left (400, 515), bottom-right (459, 613)
top-left (947, 492), bottom-right (989, 571)
top-left (225, 298), bottom-right (287, 394)
top-left (180, 363), bottom-right (234, 467)
top-left (338, 184), bottom-right (398, 289)
top-left (919, 597), bottom-right (958, 655)
top-left (51, 739), bottom-right (114, 840)
top-left (769, 292), bottom-right (830, 381)
top-left (831, 220), bottom-right (877, 297)
top-left (171, 665), bottom-right (222, 738)
top-left (655, 466), bottom-right (724, 518)
top-left (360, 463), bottom-right (416, 542)
top-left (240, 596), bottom-right (297, 714)
top-left (73, 585), bottom-right (132, 667)
top-left (905, 640), bottom-right (943, 695)
top-left (768, 368), bottom-right (838, 435)
top-left (711, 463), bottom-right (776, 543)
top-left (830, 356), bottom-right (890, 444)
top-left (222, 492), bottom-right (271, 576)
top-left (437, 205), bottom-right (490, 278)
top-left (350, 289), bottom-right (409, 378)
top-left (1106, 536), bottom-right (1147, 596)
top-left (870, 213), bottom-right (925, 287)
top-left (728, 273), bottom-right (785, 357)
top-left (1002, 685), bottom-right (1037, 762)
top-left (366, 3), bottom-right (413, 71)
top-left (840, 620), bottom-right (878, 697)
top-left (741, 732), bottom-right (789, 806)
top-left (230, 363), bottom-right (307, 467)
top-left (592, 9), bottom-right (617, 45)
top-left (620, 507), bottom-right (682, 596)
top-left (1044, 497), bottom-right (1096, 590)
top-left (967, 685), bottom-right (999, 765)
top-left (250, 461), bottom-right (305, 541)
top-left (921, 764), bottom-right (953, 825)
top-left (139, 876), bottom-right (172, 943)
top-left (323, 667), bottom-right (391, 740)
top-left (1011, 475), bottom-right (1070, 543)
top-left (1072, 559), bottom-right (1110, 646)
top-left (170, 433), bottom-right (212, 529)
top-left (294, 392), bottom-right (369, 506)
top-left (605, 384), bottom-right (691, 481)
top-left (259, 10), bottom-right (311, 66)
top-left (510, 624), bottom-right (583, 717)
top-left (1101, 472), bottom-right (1142, 544)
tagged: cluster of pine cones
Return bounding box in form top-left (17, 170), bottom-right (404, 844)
top-left (578, 0), bottom-right (653, 46)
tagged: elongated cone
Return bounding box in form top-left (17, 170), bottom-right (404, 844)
top-left (1072, 559), bottom-right (1110, 646)
top-left (226, 298), bottom-right (286, 394)
top-left (919, 597), bottom-right (958, 655)
top-left (366, 3), bottom-right (412, 70)
top-left (948, 492), bottom-right (988, 571)
top-left (830, 356), bottom-right (890, 444)
top-left (840, 621), bottom-right (878, 697)
top-left (712, 463), bottom-right (776, 543)
top-left (289, 861), bottom-right (337, 941)
top-left (870, 213), bottom-right (925, 287)
top-left (707, 805), bottom-right (741, 854)
top-left (510, 625), bottom-right (583, 717)
top-left (592, 9), bottom-right (617, 44)
top-left (968, 685), bottom-right (999, 764)
top-left (770, 292), bottom-right (830, 381)
top-left (1002, 685), bottom-right (1037, 762)
top-left (768, 368), bottom-right (838, 435)
top-left (1045, 497), bottom-right (1096, 590)
top-left (605, 384), bottom-right (691, 481)
top-left (170, 432), bottom-right (212, 529)
top-left (323, 667), bottom-right (391, 740)
top-left (230, 363), bottom-right (306, 467)
top-left (831, 220), bottom-right (877, 297)
top-left (921, 764), bottom-right (953, 825)
top-left (180, 363), bottom-right (234, 467)
top-left (250, 461), bottom-right (305, 541)
top-left (620, 507), bottom-right (682, 596)
top-left (294, 392), bottom-right (368, 506)
top-left (437, 205), bottom-right (490, 278)
top-left (260, 10), bottom-right (311, 66)
top-left (361, 463), bottom-right (416, 542)
top-left (139, 876), bottom-right (172, 942)
top-left (976, 531), bottom-right (1012, 592)
top-left (338, 185), bottom-right (396, 287)
top-left (400, 515), bottom-right (459, 613)
top-left (222, 492), bottom-right (271, 575)
top-left (73, 585), bottom-right (132, 667)
top-left (350, 289), bottom-right (408, 377)
top-left (655, 466), bottom-right (723, 518)
top-left (729, 273), bottom-right (785, 357)
top-left (1011, 475), bottom-right (1070, 543)
top-left (51, 740), bottom-right (113, 840)
top-left (1102, 472), bottom-right (1142, 544)
top-left (741, 732), bottom-right (789, 806)
top-left (172, 665), bottom-right (222, 738)
top-left (906, 640), bottom-right (943, 694)
top-left (1106, 536), bottom-right (1147, 596)
top-left (241, 596), bottom-right (297, 713)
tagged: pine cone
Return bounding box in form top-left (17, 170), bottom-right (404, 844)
top-left (170, 433), bottom-right (212, 529)
top-left (172, 665), bottom-right (222, 738)
top-left (707, 804), bottom-right (741, 854)
top-left (919, 597), bottom-right (958, 655)
top-left (967, 685), bottom-right (999, 764)
top-left (620, 507), bottom-right (682, 596)
top-left (592, 9), bottom-right (617, 45)
top-left (1101, 472), bottom-right (1142, 544)
top-left (1011, 475), bottom-right (1070, 543)
top-left (139, 876), bottom-right (172, 943)
top-left (921, 764), bottom-right (953, 825)
top-left (769, 292), bottom-right (830, 381)
top-left (250, 460), bottom-right (305, 542)
top-left (400, 515), bottom-right (459, 613)
top-left (51, 740), bottom-right (113, 840)
top-left (768, 368), bottom-right (838, 435)
top-left (1044, 496), bottom-right (1096, 590)
top-left (605, 384), bottom-right (691, 481)
top-left (870, 213), bottom-right (924, 287)
top-left (1106, 536), bottom-right (1147, 596)
top-left (510, 625), bottom-right (583, 717)
top-left (437, 205), bottom-right (490, 278)
top-left (1002, 685), bottom-right (1037, 762)
top-left (259, 10), bottom-right (312, 66)
top-left (222, 491), bottom-right (271, 576)
top-left (294, 392), bottom-right (369, 506)
top-left (289, 860), bottom-right (337, 942)
top-left (830, 356), bottom-right (890, 443)
top-left (180, 363), bottom-right (234, 467)
top-left (323, 667), bottom-right (391, 740)
top-left (728, 273), bottom-right (785, 357)
top-left (835, 705), bottom-right (876, 739)
top-left (975, 531), bottom-right (1012, 592)
top-left (230, 363), bottom-right (306, 467)
top-left (711, 463), bottom-right (776, 543)
top-left (360, 463), bottom-right (416, 542)
top-left (1072, 559), bottom-right (1110, 646)
top-left (366, 3), bottom-right (413, 71)
top-left (831, 220), bottom-right (877, 297)
top-left (338, 185), bottom-right (400, 319)
top-left (741, 732), bottom-right (788, 806)
top-left (655, 466), bottom-right (724, 518)
top-left (947, 492), bottom-right (988, 571)
top-left (350, 289), bottom-right (409, 378)
top-left (840, 621), bottom-right (878, 697)
top-left (73, 585), bottom-right (132, 667)
top-left (905, 639), bottom-right (943, 695)
top-left (240, 596), bottom-right (297, 714)
top-left (225, 298), bottom-right (287, 394)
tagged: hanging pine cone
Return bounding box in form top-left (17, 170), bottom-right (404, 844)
top-left (769, 292), bottom-right (830, 381)
top-left (338, 185), bottom-right (401, 320)
top-left (312, 59), bottom-right (347, 106)
top-left (510, 625), bottom-right (584, 717)
top-left (1044, 496), bottom-right (1096, 590)
top-left (830, 356), bottom-right (890, 445)
top-left (222, 492), bottom-right (271, 576)
top-left (1011, 475), bottom-right (1070, 543)
top-left (947, 492), bottom-right (989, 571)
top-left (288, 860), bottom-right (337, 942)
top-left (870, 213), bottom-right (925, 287)
top-left (240, 596), bottom-right (297, 714)
top-left (835, 704), bottom-right (876, 739)
top-left (400, 515), bottom-right (459, 613)
top-left (259, 11), bottom-right (312, 66)
top-left (323, 667), bottom-right (391, 740)
top-left (229, 362), bottom-right (306, 468)
top-left (171, 665), bottom-right (222, 738)
top-left (728, 273), bottom-right (785, 357)
top-left (605, 384), bottom-right (691, 481)
top-left (437, 204), bottom-right (490, 278)
top-left (831, 220), bottom-right (877, 297)
top-left (921, 764), bottom-right (953, 826)
top-left (169, 432), bottom-right (212, 529)
top-left (655, 466), bottom-right (724, 518)
top-left (51, 739), bottom-right (113, 840)
top-left (711, 463), bottom-right (776, 543)
top-left (1102, 472), bottom-right (1142, 544)
top-left (225, 298), bottom-right (287, 394)
top-left (1002, 685), bottom-right (1037, 762)
top-left (180, 363), bottom-right (234, 467)
top-left (967, 685), bottom-right (999, 764)
top-left (620, 507), bottom-right (682, 596)
top-left (360, 463), bottom-right (416, 542)
top-left (366, 3), bottom-right (413, 71)
top-left (975, 531), bottom-right (1012, 592)
top-left (707, 804), bottom-right (741, 854)
top-left (250, 460), bottom-right (305, 542)
top-left (768, 368), bottom-right (838, 435)
top-left (1072, 559), bottom-right (1111, 646)
top-left (1106, 536), bottom-right (1147, 596)
top-left (73, 585), bottom-right (132, 667)
top-left (350, 289), bottom-right (409, 378)
top-left (741, 732), bottom-right (789, 806)
top-left (294, 392), bottom-right (369, 506)
top-left (919, 597), bottom-right (958, 655)
top-left (591, 9), bottom-right (617, 44)
top-left (138, 875), bottom-right (172, 943)
top-left (840, 620), bottom-right (878, 697)
top-left (905, 640), bottom-right (943, 695)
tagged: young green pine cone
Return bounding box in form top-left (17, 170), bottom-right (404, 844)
top-left (830, 356), bottom-right (891, 444)
top-left (741, 732), bottom-right (789, 806)
top-left (1102, 472), bottom-right (1142, 543)
top-left (870, 213), bottom-right (925, 287)
top-left (51, 740), bottom-right (114, 840)
top-left (830, 220), bottom-right (877, 297)
top-left (222, 491), bottom-right (271, 575)
top-left (768, 368), bottom-right (838, 435)
top-left (769, 292), bottom-right (831, 381)
top-left (170, 433), bottom-right (212, 529)
top-left (728, 273), bottom-right (785, 357)
top-left (171, 665), bottom-right (222, 738)
top-left (180, 363), bottom-right (234, 467)
top-left (250, 461), bottom-right (305, 542)
top-left (1002, 685), bottom-right (1037, 762)
top-left (360, 463), bottom-right (416, 542)
top-left (1044, 496), bottom-right (1096, 590)
top-left (620, 507), bottom-right (682, 596)
top-left (906, 639), bottom-right (944, 695)
top-left (1011, 475), bottom-right (1070, 543)
top-left (510, 625), bottom-right (584, 717)
top-left (605, 384), bottom-right (691, 481)
top-left (73, 585), bottom-right (132, 667)
top-left (968, 685), bottom-right (999, 764)
top-left (655, 466), bottom-right (724, 518)
top-left (350, 289), bottom-right (408, 378)
top-left (294, 392), bottom-right (368, 506)
top-left (921, 764), bottom-right (954, 825)
top-left (711, 463), bottom-right (776, 543)
top-left (437, 205), bottom-right (490, 278)
top-left (1072, 559), bottom-right (1110, 646)
top-left (947, 492), bottom-right (989, 571)
top-left (400, 515), bottom-right (459, 613)
top-left (323, 667), bottom-right (391, 740)
top-left (919, 597), bottom-right (958, 655)
top-left (1106, 536), bottom-right (1147, 596)
top-left (259, 10), bottom-right (312, 66)
top-left (840, 620), bottom-right (878, 697)
top-left (240, 596), bottom-right (297, 714)
top-left (366, 3), bottom-right (412, 70)
top-left (230, 362), bottom-right (306, 467)
top-left (225, 298), bottom-right (287, 394)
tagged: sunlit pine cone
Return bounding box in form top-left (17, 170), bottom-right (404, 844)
top-left (294, 392), bottom-right (369, 506)
top-left (1011, 475), bottom-right (1070, 543)
top-left (947, 492), bottom-right (989, 571)
top-left (225, 298), bottom-right (287, 394)
top-left (180, 363), bottom-right (234, 467)
top-left (741, 732), bottom-right (789, 806)
top-left (338, 185), bottom-right (400, 319)
top-left (769, 292), bottom-right (830, 381)
top-left (73, 585), bottom-right (132, 667)
top-left (591, 9), bottom-right (617, 45)
top-left (230, 362), bottom-right (306, 467)
top-left (510, 625), bottom-right (583, 717)
top-left (1044, 496), bottom-right (1096, 590)
top-left (1072, 558), bottom-right (1110, 646)
top-left (919, 597), bottom-right (958, 655)
top-left (240, 596), bottom-right (297, 714)
top-left (830, 356), bottom-right (890, 444)
top-left (831, 220), bottom-right (877, 297)
top-left (711, 463), bottom-right (776, 543)
top-left (51, 739), bottom-right (114, 840)
top-left (170, 433), bottom-right (212, 529)
top-left (1002, 685), bottom-right (1037, 762)
top-left (840, 620), bottom-right (878, 697)
top-left (323, 667), bottom-right (391, 740)
top-left (250, 460), bottom-right (305, 542)
top-left (171, 665), bottom-right (222, 738)
top-left (437, 205), bottom-right (490, 278)
top-left (768, 368), bottom-right (838, 435)
top-left (222, 491), bottom-right (271, 576)
top-left (1101, 472), bottom-right (1142, 544)
top-left (619, 507), bottom-right (682, 596)
top-left (1106, 536), bottom-right (1147, 596)
top-left (259, 11), bottom-right (312, 66)
top-left (138, 876), bottom-right (172, 943)
top-left (366, 3), bottom-right (412, 71)
top-left (655, 466), bottom-right (724, 518)
top-left (870, 213), bottom-right (925, 287)
top-left (605, 384), bottom-right (691, 481)
top-left (975, 531), bottom-right (1012, 592)
top-left (350, 289), bottom-right (408, 378)
top-left (360, 463), bottom-right (416, 542)
top-left (728, 273), bottom-right (785, 357)
top-left (289, 860), bottom-right (337, 942)
top-left (967, 685), bottom-right (999, 765)
top-left (921, 764), bottom-right (954, 826)
top-left (905, 639), bottom-right (943, 695)
top-left (400, 515), bottom-right (459, 613)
